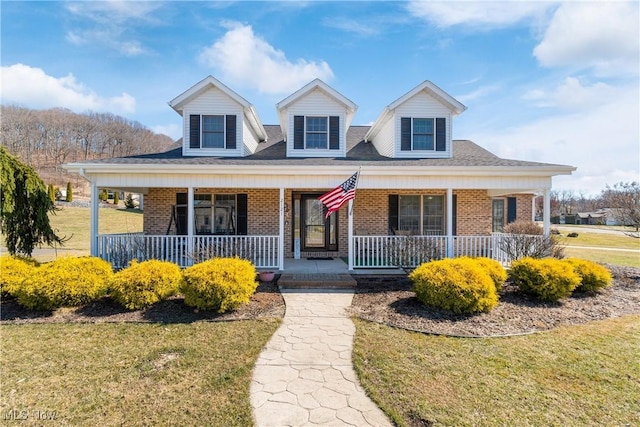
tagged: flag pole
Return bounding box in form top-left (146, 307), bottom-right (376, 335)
top-left (349, 166), bottom-right (362, 216)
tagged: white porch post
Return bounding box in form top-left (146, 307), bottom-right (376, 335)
top-left (543, 189), bottom-right (551, 236)
top-left (90, 181), bottom-right (99, 257)
top-left (187, 187), bottom-right (194, 263)
top-left (446, 188), bottom-right (454, 258)
top-left (278, 188), bottom-right (285, 271)
top-left (348, 199), bottom-right (354, 271)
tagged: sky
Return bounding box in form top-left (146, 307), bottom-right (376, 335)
top-left (1, 0), bottom-right (638, 196)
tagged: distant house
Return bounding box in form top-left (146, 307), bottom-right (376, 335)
top-left (64, 76), bottom-right (575, 270)
top-left (576, 209), bottom-right (624, 226)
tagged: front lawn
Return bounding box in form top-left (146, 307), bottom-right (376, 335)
top-left (353, 315), bottom-right (640, 427)
top-left (0, 320), bottom-right (279, 426)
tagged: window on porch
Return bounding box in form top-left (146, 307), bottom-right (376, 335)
top-left (390, 195), bottom-right (446, 235)
top-left (175, 192), bottom-right (247, 235)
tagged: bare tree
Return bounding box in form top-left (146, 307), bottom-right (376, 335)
top-left (601, 181), bottom-right (640, 237)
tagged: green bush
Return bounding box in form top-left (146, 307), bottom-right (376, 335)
top-left (124, 193), bottom-right (136, 209)
top-left (509, 257), bottom-right (581, 301)
top-left (181, 257), bottom-right (257, 312)
top-left (0, 255), bottom-right (39, 296)
top-left (409, 258), bottom-right (499, 314)
top-left (458, 256), bottom-right (508, 291)
top-left (109, 260), bottom-right (182, 310)
top-left (48, 184), bottom-right (56, 203)
top-left (65, 182), bottom-right (73, 202)
top-left (113, 191), bottom-right (120, 205)
top-left (565, 258), bottom-right (612, 293)
top-left (12, 257), bottom-right (113, 310)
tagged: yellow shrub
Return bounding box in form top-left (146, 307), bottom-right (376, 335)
top-left (13, 257), bottom-right (112, 310)
top-left (181, 257), bottom-right (257, 313)
top-left (509, 257), bottom-right (581, 301)
top-left (109, 260), bottom-right (182, 310)
top-left (0, 255), bottom-right (38, 296)
top-left (564, 258), bottom-right (613, 293)
top-left (458, 256), bottom-right (508, 291)
top-left (409, 258), bottom-right (499, 314)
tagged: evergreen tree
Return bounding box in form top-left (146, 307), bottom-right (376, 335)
top-left (66, 182), bottom-right (73, 202)
top-left (124, 193), bottom-right (136, 209)
top-left (0, 146), bottom-right (65, 256)
top-left (48, 183), bottom-right (55, 204)
top-left (113, 191), bottom-right (120, 205)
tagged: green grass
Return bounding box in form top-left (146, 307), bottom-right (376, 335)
top-left (559, 230), bottom-right (640, 250)
top-left (564, 246), bottom-right (640, 268)
top-left (0, 320), bottom-right (280, 426)
top-left (353, 315), bottom-right (640, 427)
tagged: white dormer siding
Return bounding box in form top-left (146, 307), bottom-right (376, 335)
top-left (393, 92), bottom-right (452, 159)
top-left (285, 89), bottom-right (347, 158)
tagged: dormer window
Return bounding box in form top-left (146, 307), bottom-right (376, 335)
top-left (189, 114), bottom-right (237, 149)
top-left (401, 117), bottom-right (446, 152)
top-left (293, 115), bottom-right (340, 150)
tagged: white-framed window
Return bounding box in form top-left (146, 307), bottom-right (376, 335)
top-left (412, 118), bottom-right (434, 150)
top-left (305, 116), bottom-right (328, 149)
top-left (400, 117), bottom-right (446, 153)
top-left (202, 115), bottom-right (225, 148)
top-left (194, 193), bottom-right (237, 235)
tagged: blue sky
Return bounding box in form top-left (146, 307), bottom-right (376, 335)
top-left (2, 1), bottom-right (638, 195)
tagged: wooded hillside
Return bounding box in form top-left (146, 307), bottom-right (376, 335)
top-left (1, 105), bottom-right (175, 189)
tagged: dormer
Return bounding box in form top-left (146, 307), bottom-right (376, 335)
top-left (364, 81), bottom-right (466, 159)
top-left (169, 76), bottom-right (267, 157)
top-left (276, 79), bottom-right (357, 158)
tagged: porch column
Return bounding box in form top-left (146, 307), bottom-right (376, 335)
top-left (187, 187), bottom-right (194, 263)
top-left (543, 189), bottom-right (551, 236)
top-left (348, 199), bottom-right (354, 271)
top-left (90, 180), bottom-right (99, 256)
top-left (278, 188), bottom-right (284, 271)
top-left (446, 188), bottom-right (453, 258)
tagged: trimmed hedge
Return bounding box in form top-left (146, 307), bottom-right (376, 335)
top-left (181, 257), bottom-right (257, 312)
top-left (0, 255), bottom-right (39, 296)
top-left (109, 260), bottom-right (183, 310)
top-left (458, 256), bottom-right (508, 291)
top-left (12, 257), bottom-right (113, 310)
top-left (509, 257), bottom-right (581, 301)
top-left (410, 258), bottom-right (499, 314)
top-left (565, 258), bottom-right (612, 293)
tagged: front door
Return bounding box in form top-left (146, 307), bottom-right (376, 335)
top-left (298, 194), bottom-right (338, 252)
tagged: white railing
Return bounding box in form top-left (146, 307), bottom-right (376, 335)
top-left (352, 234), bottom-right (543, 268)
top-left (97, 234), bottom-right (280, 269)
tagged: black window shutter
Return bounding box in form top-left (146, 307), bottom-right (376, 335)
top-left (507, 197), bottom-right (517, 224)
top-left (436, 118), bottom-right (446, 152)
top-left (452, 194), bottom-right (458, 236)
top-left (189, 115), bottom-right (200, 148)
top-left (400, 118), bottom-right (411, 151)
top-left (388, 195), bottom-right (399, 234)
top-left (329, 116), bottom-right (339, 150)
top-left (293, 116), bottom-right (304, 149)
top-left (225, 115), bottom-right (236, 149)
top-left (175, 193), bottom-right (188, 235)
top-left (236, 194), bottom-right (248, 235)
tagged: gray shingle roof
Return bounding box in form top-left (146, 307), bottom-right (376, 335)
top-left (83, 124), bottom-right (567, 168)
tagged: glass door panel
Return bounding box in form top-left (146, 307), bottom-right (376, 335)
top-left (304, 198), bottom-right (325, 248)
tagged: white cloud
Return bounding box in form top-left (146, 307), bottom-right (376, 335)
top-left (64, 1), bottom-right (162, 56)
top-left (407, 0), bottom-right (553, 29)
top-left (322, 17), bottom-right (380, 37)
top-left (199, 22), bottom-right (334, 94)
top-left (533, 1), bottom-right (639, 76)
top-left (523, 77), bottom-right (617, 110)
top-left (456, 84), bottom-right (501, 104)
top-left (470, 82), bottom-right (639, 195)
top-left (0, 64), bottom-right (136, 114)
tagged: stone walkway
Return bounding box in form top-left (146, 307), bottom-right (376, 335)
top-left (250, 290), bottom-right (392, 427)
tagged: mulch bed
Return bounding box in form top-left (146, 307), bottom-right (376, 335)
top-left (349, 265), bottom-right (640, 337)
top-left (0, 281), bottom-right (285, 325)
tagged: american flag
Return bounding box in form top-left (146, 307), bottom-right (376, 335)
top-left (318, 172), bottom-right (359, 218)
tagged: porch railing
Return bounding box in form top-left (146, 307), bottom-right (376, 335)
top-left (352, 234), bottom-right (538, 268)
top-left (97, 233), bottom-right (280, 269)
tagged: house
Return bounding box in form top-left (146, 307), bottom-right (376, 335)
top-left (576, 209), bottom-right (624, 226)
top-left (63, 76), bottom-right (575, 270)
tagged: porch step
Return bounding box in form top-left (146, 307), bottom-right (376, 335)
top-left (278, 273), bottom-right (357, 290)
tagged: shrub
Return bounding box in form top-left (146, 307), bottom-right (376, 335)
top-left (109, 260), bottom-right (182, 310)
top-left (498, 220), bottom-right (564, 260)
top-left (509, 257), bottom-right (581, 301)
top-left (181, 257), bottom-right (257, 312)
top-left (410, 258), bottom-right (499, 314)
top-left (124, 193), bottom-right (136, 209)
top-left (65, 182), bottom-right (73, 202)
top-left (12, 257), bottom-right (112, 310)
top-left (564, 258), bottom-right (613, 293)
top-left (459, 256), bottom-right (508, 291)
top-left (48, 184), bottom-right (56, 203)
top-left (99, 189), bottom-right (108, 202)
top-left (113, 191), bottom-right (120, 205)
top-left (0, 255), bottom-right (38, 296)
top-left (567, 232), bottom-right (579, 238)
